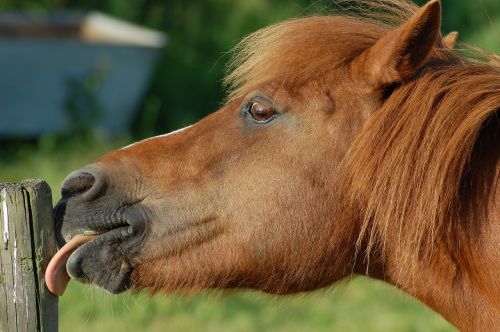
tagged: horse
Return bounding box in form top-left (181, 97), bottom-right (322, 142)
top-left (45, 0), bottom-right (500, 330)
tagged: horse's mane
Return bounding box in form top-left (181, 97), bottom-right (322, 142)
top-left (346, 63), bottom-right (499, 282)
top-left (223, 0), bottom-right (411, 101)
top-left (224, 0), bottom-right (500, 285)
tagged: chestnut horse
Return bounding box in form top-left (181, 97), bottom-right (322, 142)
top-left (46, 0), bottom-right (500, 330)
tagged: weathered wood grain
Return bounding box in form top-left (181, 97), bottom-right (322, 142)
top-left (0, 180), bottom-right (58, 332)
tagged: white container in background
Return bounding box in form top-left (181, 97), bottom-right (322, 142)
top-left (0, 12), bottom-right (167, 137)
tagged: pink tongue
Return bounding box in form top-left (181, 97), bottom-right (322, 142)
top-left (45, 235), bottom-right (96, 296)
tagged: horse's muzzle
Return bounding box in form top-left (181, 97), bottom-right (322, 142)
top-left (51, 164), bottom-right (149, 294)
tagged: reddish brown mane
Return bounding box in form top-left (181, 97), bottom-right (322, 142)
top-left (344, 63), bottom-right (499, 280)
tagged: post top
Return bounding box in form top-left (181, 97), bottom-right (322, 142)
top-left (0, 179), bottom-right (50, 190)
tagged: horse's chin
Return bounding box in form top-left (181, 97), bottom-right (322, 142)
top-left (65, 228), bottom-right (135, 294)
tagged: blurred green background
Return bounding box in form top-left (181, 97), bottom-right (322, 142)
top-left (0, 0), bottom-right (497, 331)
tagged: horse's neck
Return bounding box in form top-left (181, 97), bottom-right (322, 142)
top-left (386, 158), bottom-right (500, 331)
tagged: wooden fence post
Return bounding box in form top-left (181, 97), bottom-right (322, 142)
top-left (0, 180), bottom-right (58, 332)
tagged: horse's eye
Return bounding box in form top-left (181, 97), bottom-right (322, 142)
top-left (249, 102), bottom-right (275, 122)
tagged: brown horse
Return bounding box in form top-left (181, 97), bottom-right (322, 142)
top-left (45, 0), bottom-right (499, 330)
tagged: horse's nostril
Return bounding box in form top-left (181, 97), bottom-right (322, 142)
top-left (61, 171), bottom-right (96, 199)
top-left (61, 166), bottom-right (108, 201)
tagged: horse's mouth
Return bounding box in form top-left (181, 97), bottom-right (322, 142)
top-left (47, 199), bottom-right (148, 296)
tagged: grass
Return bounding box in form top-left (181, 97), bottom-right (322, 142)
top-left (0, 136), bottom-right (456, 331)
top-left (58, 277), bottom-right (454, 332)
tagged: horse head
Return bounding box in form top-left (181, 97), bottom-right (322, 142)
top-left (47, 1), bottom-right (500, 329)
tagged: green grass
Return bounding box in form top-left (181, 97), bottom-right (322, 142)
top-left (0, 137), bottom-right (456, 331)
top-left (58, 278), bottom-right (454, 332)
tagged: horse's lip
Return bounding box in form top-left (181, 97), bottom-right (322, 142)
top-left (81, 230), bottom-right (104, 237)
top-left (59, 220), bottom-right (131, 247)
top-left (46, 226), bottom-right (129, 296)
top-left (65, 230), bottom-right (105, 248)
top-left (51, 202), bottom-right (147, 294)
top-left (66, 225), bottom-right (136, 293)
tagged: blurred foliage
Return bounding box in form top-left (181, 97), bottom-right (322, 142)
top-left (0, 0), bottom-right (497, 138)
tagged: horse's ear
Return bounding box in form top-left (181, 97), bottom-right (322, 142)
top-left (443, 31), bottom-right (458, 49)
top-left (354, 0), bottom-right (441, 87)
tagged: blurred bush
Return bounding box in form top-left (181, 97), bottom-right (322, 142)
top-left (0, 0), bottom-right (497, 138)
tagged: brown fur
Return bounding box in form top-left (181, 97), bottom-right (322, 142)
top-left (76, 0), bottom-right (499, 330)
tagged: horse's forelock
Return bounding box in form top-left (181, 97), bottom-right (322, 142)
top-left (223, 0), bottom-right (427, 101)
top-left (223, 16), bottom-right (387, 101)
